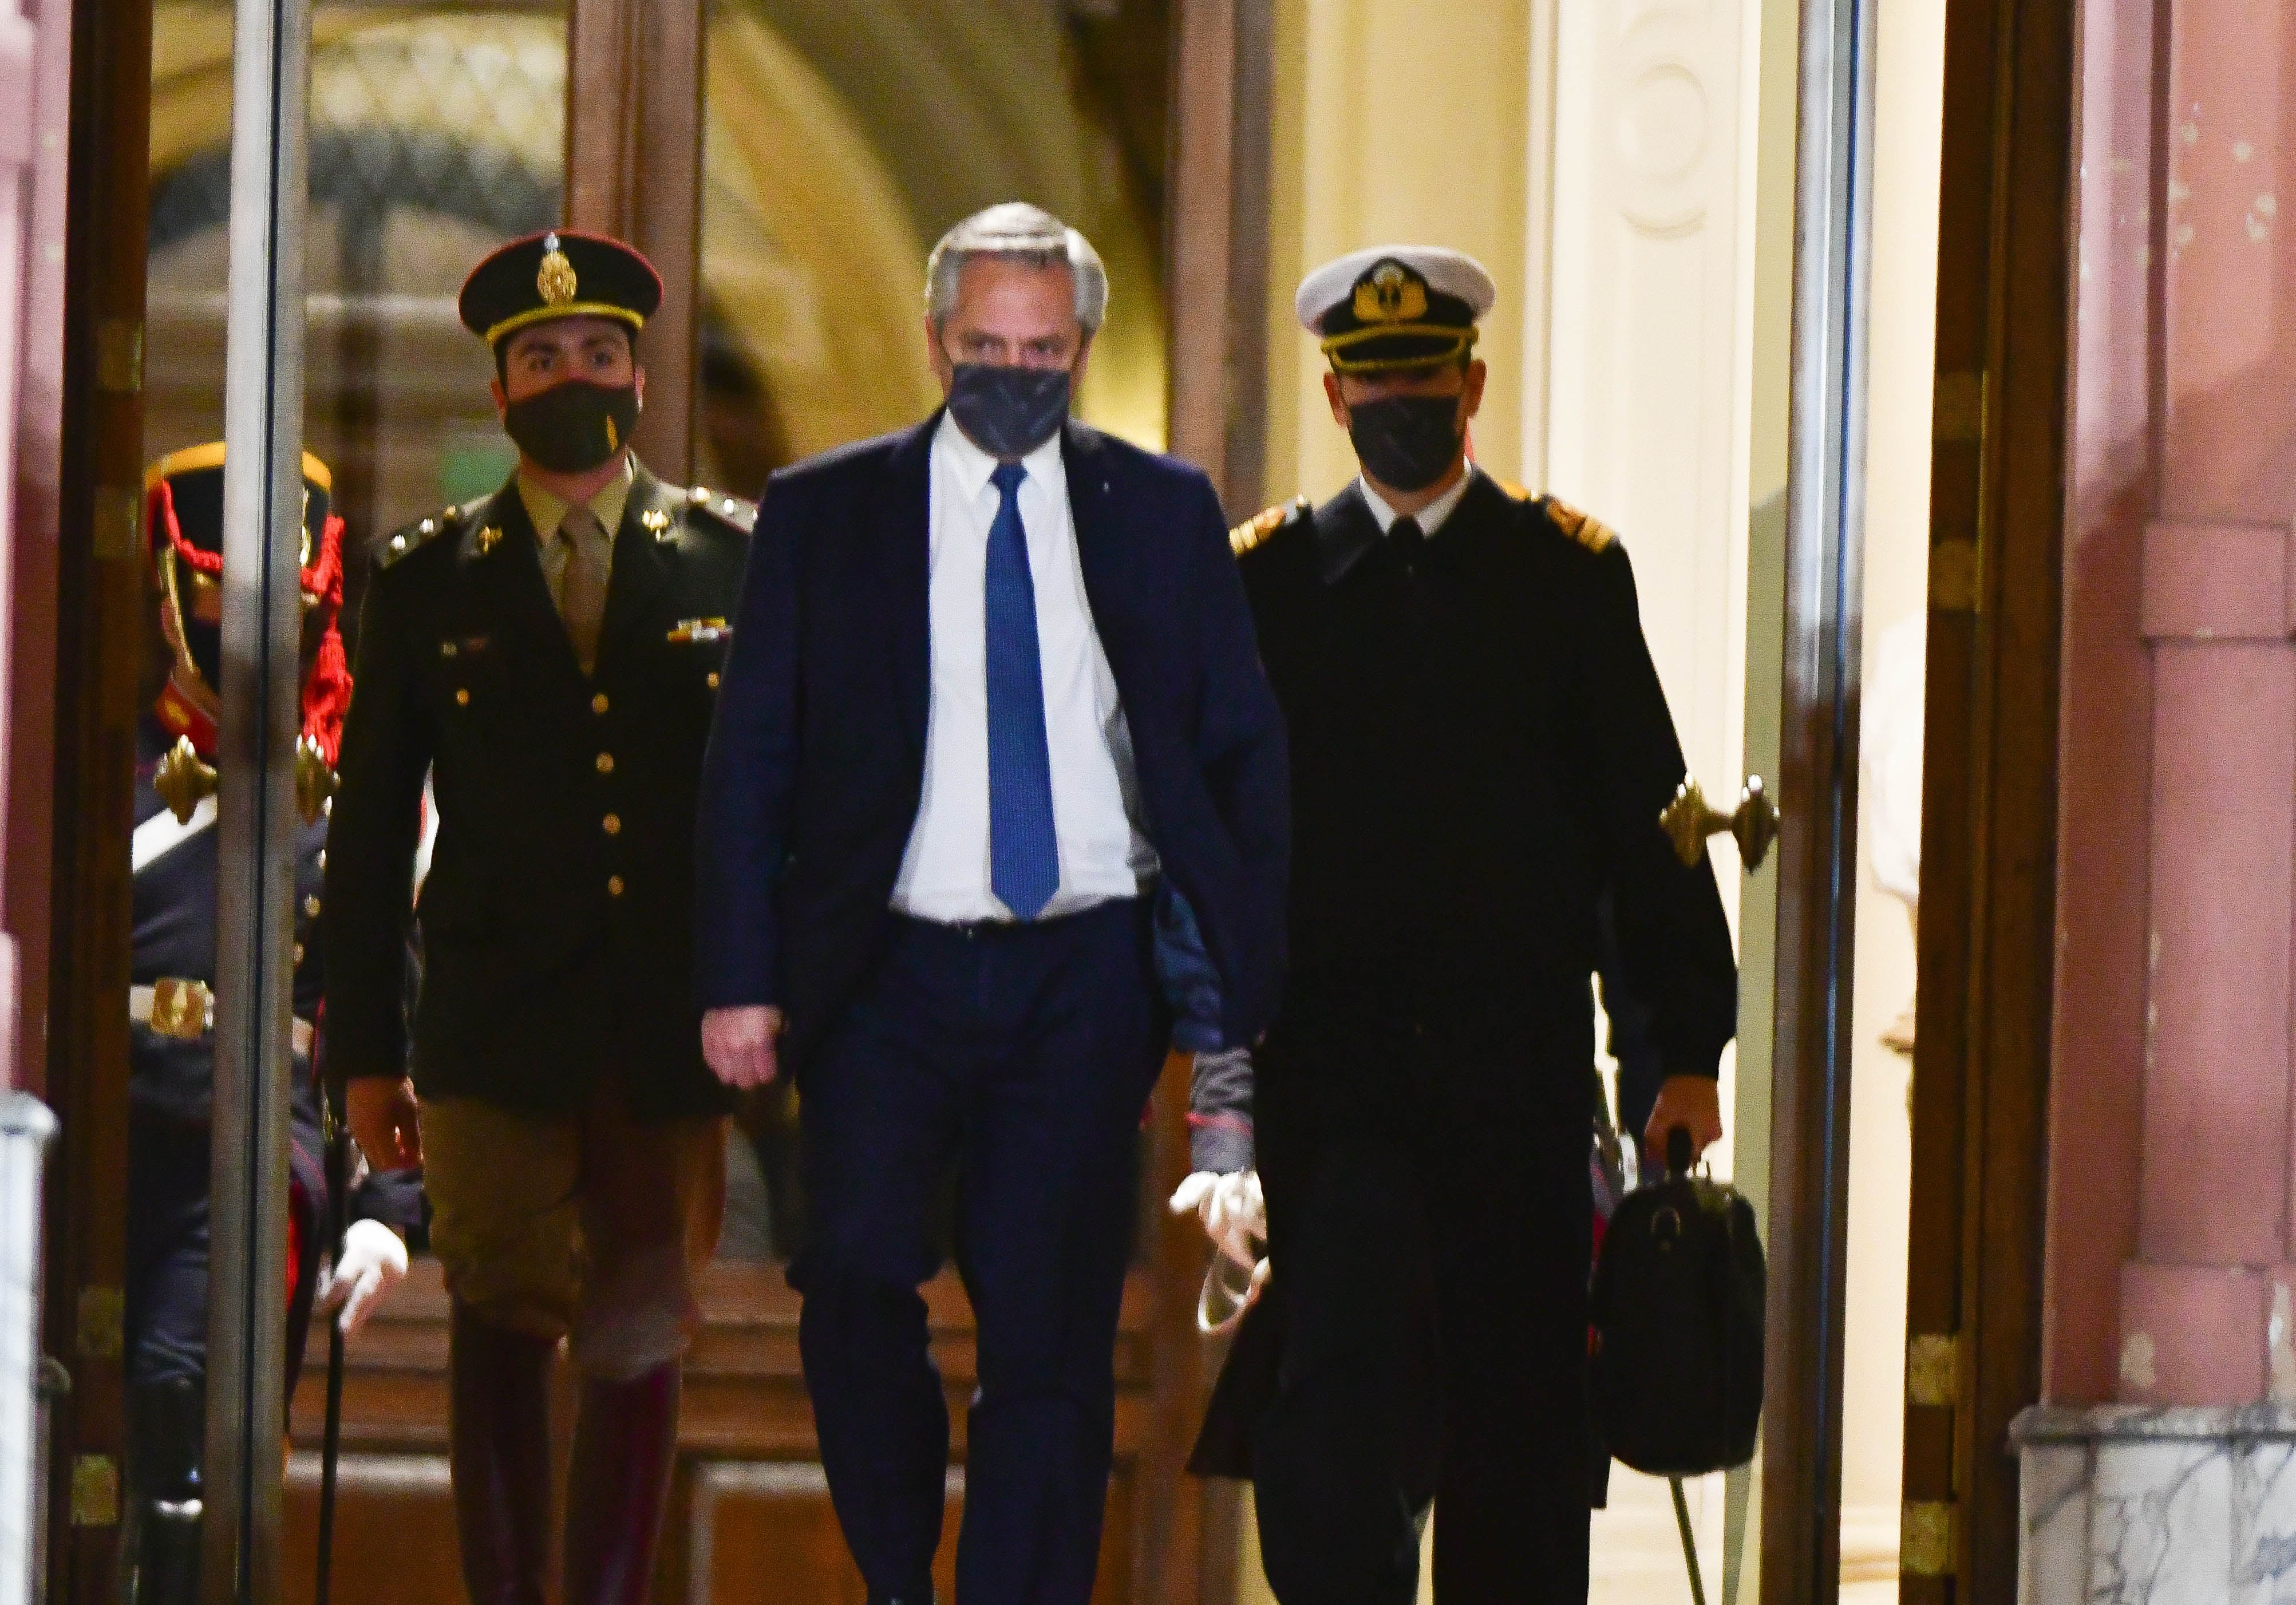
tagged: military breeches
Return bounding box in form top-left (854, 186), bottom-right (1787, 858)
top-left (1250, 1094), bottom-right (1594, 1605)
top-left (422, 1092), bottom-right (726, 1377)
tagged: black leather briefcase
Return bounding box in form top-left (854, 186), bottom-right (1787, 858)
top-left (1589, 1130), bottom-right (1766, 1478)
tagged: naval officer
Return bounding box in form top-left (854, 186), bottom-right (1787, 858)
top-left (1185, 246), bottom-right (1740, 1604)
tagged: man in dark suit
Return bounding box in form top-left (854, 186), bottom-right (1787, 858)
top-left (694, 201), bottom-right (1288, 1605)
top-left (323, 231), bottom-right (752, 1605)
top-left (1190, 246), bottom-right (1740, 1604)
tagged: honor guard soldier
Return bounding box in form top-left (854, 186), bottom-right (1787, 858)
top-left (321, 231), bottom-right (753, 1605)
top-left (1180, 247), bottom-right (1741, 1604)
top-left (122, 444), bottom-right (420, 1605)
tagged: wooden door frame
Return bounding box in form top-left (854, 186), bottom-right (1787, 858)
top-left (563, 0), bottom-right (705, 485)
top-left (41, 0), bottom-right (156, 1599)
top-left (1897, 0), bottom-right (2072, 1595)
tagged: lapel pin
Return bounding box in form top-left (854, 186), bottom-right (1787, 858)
top-left (642, 509), bottom-right (672, 541)
top-left (476, 525), bottom-right (503, 555)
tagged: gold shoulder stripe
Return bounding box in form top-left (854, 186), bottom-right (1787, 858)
top-left (1543, 495), bottom-right (1617, 554)
top-left (1230, 495), bottom-right (1309, 556)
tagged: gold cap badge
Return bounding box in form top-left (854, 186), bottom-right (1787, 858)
top-left (1353, 262), bottom-right (1428, 326)
top-left (537, 233), bottom-right (578, 307)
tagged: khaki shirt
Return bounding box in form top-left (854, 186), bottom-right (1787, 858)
top-left (518, 454), bottom-right (635, 608)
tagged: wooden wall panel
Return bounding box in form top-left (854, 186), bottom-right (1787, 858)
top-left (1898, 0), bottom-right (2073, 1592)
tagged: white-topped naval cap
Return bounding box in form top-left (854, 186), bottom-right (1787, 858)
top-left (1293, 244), bottom-right (1498, 333)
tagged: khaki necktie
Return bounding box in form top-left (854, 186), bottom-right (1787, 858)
top-left (556, 507), bottom-right (610, 674)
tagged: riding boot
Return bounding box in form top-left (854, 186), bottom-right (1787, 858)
top-left (448, 1301), bottom-right (558, 1605)
top-left (562, 1362), bottom-right (681, 1605)
top-left (125, 1376), bottom-right (204, 1605)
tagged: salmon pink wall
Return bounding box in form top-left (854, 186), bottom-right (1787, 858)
top-left (2051, 0), bottom-right (2296, 1407)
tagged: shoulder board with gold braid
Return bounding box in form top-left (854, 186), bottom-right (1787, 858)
top-left (683, 484), bottom-right (758, 536)
top-left (1230, 495), bottom-right (1310, 557)
top-left (376, 503), bottom-right (464, 570)
top-left (1540, 493), bottom-right (1617, 554)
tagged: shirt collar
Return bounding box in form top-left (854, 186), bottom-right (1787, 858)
top-left (518, 453), bottom-right (635, 544)
top-left (1357, 464), bottom-right (1477, 539)
top-left (934, 409), bottom-right (1066, 506)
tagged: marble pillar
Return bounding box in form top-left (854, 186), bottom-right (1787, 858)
top-left (2014, 1409), bottom-right (2296, 1604)
top-left (2028, 0), bottom-right (2296, 1594)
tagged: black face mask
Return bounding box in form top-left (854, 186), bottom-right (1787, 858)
top-left (945, 362), bottom-right (1073, 460)
top-left (503, 380), bottom-right (640, 475)
top-left (1346, 393), bottom-right (1466, 493)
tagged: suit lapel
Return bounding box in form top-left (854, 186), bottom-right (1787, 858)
top-left (598, 464), bottom-right (675, 669)
top-left (1061, 420), bottom-right (1135, 680)
top-left (882, 416), bottom-right (938, 762)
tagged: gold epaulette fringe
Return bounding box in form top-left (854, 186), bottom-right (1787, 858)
top-left (1230, 496), bottom-right (1309, 556)
top-left (1543, 495), bottom-right (1617, 554)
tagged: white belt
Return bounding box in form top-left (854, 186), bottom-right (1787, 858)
top-left (130, 980), bottom-right (315, 1058)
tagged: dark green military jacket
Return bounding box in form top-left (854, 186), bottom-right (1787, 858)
top-left (321, 462), bottom-right (753, 1120)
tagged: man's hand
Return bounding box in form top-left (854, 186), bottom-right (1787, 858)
top-left (1169, 1169), bottom-right (1266, 1270)
top-left (318, 1219), bottom-right (409, 1338)
top-left (1645, 1073), bottom-right (1724, 1169)
top-left (347, 1076), bottom-right (422, 1170)
top-left (703, 1005), bottom-right (783, 1090)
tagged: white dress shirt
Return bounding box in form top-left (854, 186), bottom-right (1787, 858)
top-left (1358, 464), bottom-right (1478, 537)
top-left (890, 413), bottom-right (1155, 922)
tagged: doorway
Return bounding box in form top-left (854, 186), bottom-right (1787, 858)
top-left (31, 0), bottom-right (1998, 1602)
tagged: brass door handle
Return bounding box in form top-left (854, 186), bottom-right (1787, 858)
top-left (1660, 775), bottom-right (1778, 871)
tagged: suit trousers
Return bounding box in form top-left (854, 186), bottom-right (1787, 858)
top-left (792, 900), bottom-right (1167, 1605)
top-left (1251, 1081), bottom-right (1594, 1605)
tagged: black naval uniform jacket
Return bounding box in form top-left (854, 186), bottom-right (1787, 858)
top-left (1237, 473), bottom-right (1737, 1117)
top-left (1187, 473), bottom-right (1741, 1490)
top-left (322, 464), bottom-right (753, 1121)
top-left (129, 714), bottom-right (421, 1367)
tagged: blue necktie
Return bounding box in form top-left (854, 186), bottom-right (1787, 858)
top-left (984, 462), bottom-right (1060, 919)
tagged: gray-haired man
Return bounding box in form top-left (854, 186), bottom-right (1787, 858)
top-left (694, 203), bottom-right (1289, 1604)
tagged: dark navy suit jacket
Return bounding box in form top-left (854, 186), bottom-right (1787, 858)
top-left (694, 414), bottom-right (1290, 1076)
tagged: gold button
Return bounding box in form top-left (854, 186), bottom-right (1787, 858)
top-left (607, 875), bottom-right (625, 897)
top-left (303, 895), bottom-right (321, 918)
top-left (596, 753), bottom-right (615, 774)
top-left (293, 942), bottom-right (305, 965)
top-left (706, 671), bottom-right (721, 690)
top-left (455, 688), bottom-right (470, 706)
top-left (592, 693), bottom-right (610, 715)
top-left (603, 813), bottom-right (622, 836)
top-left (316, 849), bottom-right (326, 872)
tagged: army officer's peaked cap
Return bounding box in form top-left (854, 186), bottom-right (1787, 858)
top-left (1295, 245), bottom-right (1497, 374)
top-left (459, 228), bottom-right (664, 349)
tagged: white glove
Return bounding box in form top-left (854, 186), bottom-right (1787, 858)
top-left (1168, 1169), bottom-right (1266, 1271)
top-left (318, 1219), bottom-right (408, 1338)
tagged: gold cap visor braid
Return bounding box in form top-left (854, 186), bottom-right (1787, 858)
top-left (484, 302), bottom-right (649, 349)
top-left (1319, 322), bottom-right (1480, 376)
